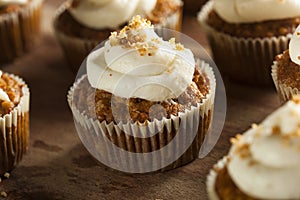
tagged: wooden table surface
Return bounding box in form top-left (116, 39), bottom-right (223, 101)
top-left (0, 1), bottom-right (281, 199)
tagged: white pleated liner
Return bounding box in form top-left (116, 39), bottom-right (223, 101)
top-left (0, 0), bottom-right (43, 61)
top-left (53, 1), bottom-right (183, 73)
top-left (206, 156), bottom-right (228, 200)
top-left (271, 61), bottom-right (299, 103)
top-left (68, 61), bottom-right (216, 172)
top-left (0, 74), bottom-right (30, 175)
top-left (198, 1), bottom-right (291, 85)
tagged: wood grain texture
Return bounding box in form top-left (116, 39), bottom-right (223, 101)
top-left (0, 1), bottom-right (281, 199)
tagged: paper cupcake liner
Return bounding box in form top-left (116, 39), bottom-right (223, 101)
top-left (206, 156), bottom-right (228, 200)
top-left (271, 61), bottom-right (299, 103)
top-left (0, 0), bottom-right (43, 63)
top-left (0, 74), bottom-right (30, 175)
top-left (198, 1), bottom-right (291, 86)
top-left (54, 2), bottom-right (183, 74)
top-left (68, 61), bottom-right (215, 172)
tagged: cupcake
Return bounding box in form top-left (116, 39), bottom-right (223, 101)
top-left (0, 0), bottom-right (43, 63)
top-left (0, 70), bottom-right (30, 175)
top-left (207, 96), bottom-right (300, 199)
top-left (67, 16), bottom-right (216, 173)
top-left (54, 0), bottom-right (183, 73)
top-left (198, 0), bottom-right (300, 85)
top-left (272, 25), bottom-right (300, 102)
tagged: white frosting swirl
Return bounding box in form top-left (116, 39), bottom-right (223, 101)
top-left (227, 99), bottom-right (300, 199)
top-left (289, 24), bottom-right (300, 65)
top-left (0, 0), bottom-right (27, 6)
top-left (87, 16), bottom-right (195, 101)
top-left (214, 0), bottom-right (300, 23)
top-left (69, 0), bottom-right (157, 29)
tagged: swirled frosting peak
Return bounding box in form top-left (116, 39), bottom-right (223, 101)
top-left (0, 0), bottom-right (27, 6)
top-left (69, 0), bottom-right (157, 29)
top-left (214, 0), bottom-right (300, 23)
top-left (227, 97), bottom-right (300, 199)
top-left (289, 24), bottom-right (300, 65)
top-left (87, 16), bottom-right (195, 101)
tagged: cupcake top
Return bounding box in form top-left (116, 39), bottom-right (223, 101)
top-left (69, 0), bottom-right (182, 29)
top-left (87, 15), bottom-right (195, 101)
top-left (227, 97), bottom-right (300, 199)
top-left (214, 0), bottom-right (300, 23)
top-left (0, 71), bottom-right (24, 117)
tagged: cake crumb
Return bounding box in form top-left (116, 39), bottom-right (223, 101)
top-left (0, 191), bottom-right (7, 198)
top-left (175, 43), bottom-right (184, 51)
top-left (169, 38), bottom-right (176, 45)
top-left (272, 126), bottom-right (281, 135)
top-left (292, 95), bottom-right (300, 104)
top-left (251, 123), bottom-right (258, 128)
top-left (3, 173), bottom-right (9, 179)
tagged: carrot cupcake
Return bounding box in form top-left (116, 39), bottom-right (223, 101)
top-left (207, 96), bottom-right (300, 199)
top-left (0, 70), bottom-right (30, 175)
top-left (0, 0), bottom-right (43, 63)
top-left (198, 0), bottom-right (300, 85)
top-left (272, 25), bottom-right (300, 102)
top-left (54, 0), bottom-right (183, 73)
top-left (67, 16), bottom-right (215, 173)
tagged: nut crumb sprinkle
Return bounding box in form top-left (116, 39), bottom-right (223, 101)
top-left (108, 16), bottom-right (161, 56)
top-left (292, 95), bottom-right (300, 104)
top-left (109, 15), bottom-right (152, 48)
top-left (0, 191), bottom-right (7, 198)
top-left (3, 173), bottom-right (9, 179)
top-left (175, 43), bottom-right (184, 51)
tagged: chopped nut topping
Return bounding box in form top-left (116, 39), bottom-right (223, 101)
top-left (292, 95), bottom-right (300, 104)
top-left (175, 43), bottom-right (184, 51)
top-left (0, 191), bottom-right (7, 198)
top-left (3, 173), bottom-right (9, 179)
top-left (251, 123), bottom-right (258, 128)
top-left (169, 38), bottom-right (176, 45)
top-left (236, 143), bottom-right (251, 159)
top-left (272, 126), bottom-right (281, 135)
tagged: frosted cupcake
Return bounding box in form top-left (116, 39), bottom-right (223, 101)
top-left (54, 0), bottom-right (183, 73)
top-left (67, 16), bottom-right (216, 173)
top-left (272, 25), bottom-right (300, 102)
top-left (0, 0), bottom-right (43, 63)
top-left (198, 0), bottom-right (300, 85)
top-left (0, 70), bottom-right (30, 175)
top-left (207, 97), bottom-right (300, 199)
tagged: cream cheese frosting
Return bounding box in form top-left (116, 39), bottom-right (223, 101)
top-left (214, 0), bottom-right (300, 23)
top-left (0, 0), bottom-right (27, 6)
top-left (68, 0), bottom-right (157, 29)
top-left (289, 24), bottom-right (300, 65)
top-left (227, 98), bottom-right (300, 199)
top-left (87, 16), bottom-right (195, 101)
